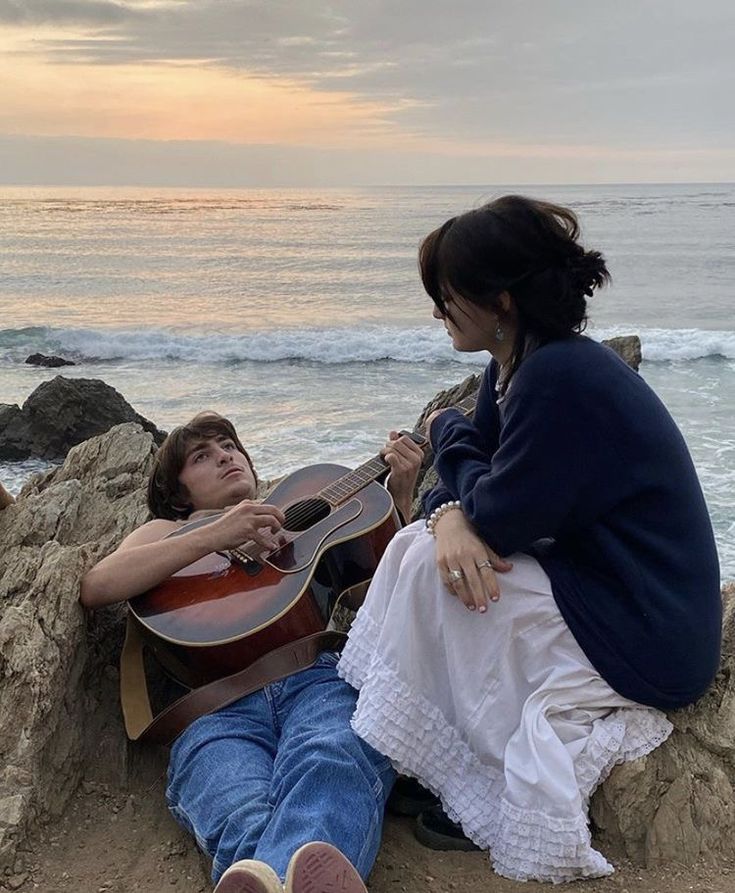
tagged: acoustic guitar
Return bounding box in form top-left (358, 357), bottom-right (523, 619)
top-left (129, 395), bottom-right (476, 687)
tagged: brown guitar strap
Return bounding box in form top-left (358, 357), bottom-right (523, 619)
top-left (120, 616), bottom-right (347, 747)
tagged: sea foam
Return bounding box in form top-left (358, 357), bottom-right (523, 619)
top-left (1, 325), bottom-right (734, 366)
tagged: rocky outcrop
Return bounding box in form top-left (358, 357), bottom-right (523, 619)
top-left (0, 377), bottom-right (166, 461)
top-left (24, 354), bottom-right (75, 368)
top-left (590, 582), bottom-right (735, 865)
top-left (0, 484), bottom-right (13, 511)
top-left (0, 424), bottom-right (157, 871)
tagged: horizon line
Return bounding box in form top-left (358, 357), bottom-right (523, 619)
top-left (1, 180), bottom-right (733, 190)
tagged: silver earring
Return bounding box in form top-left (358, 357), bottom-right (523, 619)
top-left (495, 323), bottom-right (505, 342)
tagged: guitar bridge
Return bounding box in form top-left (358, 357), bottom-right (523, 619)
top-left (227, 548), bottom-right (263, 576)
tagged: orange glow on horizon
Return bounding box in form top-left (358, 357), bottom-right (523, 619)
top-left (0, 25), bottom-right (413, 148)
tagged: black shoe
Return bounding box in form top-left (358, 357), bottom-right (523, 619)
top-left (414, 804), bottom-right (480, 851)
top-left (387, 776), bottom-right (440, 817)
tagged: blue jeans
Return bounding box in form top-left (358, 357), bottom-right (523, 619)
top-left (165, 652), bottom-right (395, 883)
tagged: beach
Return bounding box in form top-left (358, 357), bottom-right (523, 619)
top-left (20, 781), bottom-right (735, 893)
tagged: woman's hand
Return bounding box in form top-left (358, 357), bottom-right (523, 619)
top-left (433, 509), bottom-right (512, 612)
top-left (200, 499), bottom-right (286, 553)
top-left (383, 431), bottom-right (424, 523)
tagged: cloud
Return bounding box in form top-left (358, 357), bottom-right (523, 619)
top-left (0, 0), bottom-right (137, 26)
top-left (0, 0), bottom-right (733, 178)
top-left (8, 1), bottom-right (732, 136)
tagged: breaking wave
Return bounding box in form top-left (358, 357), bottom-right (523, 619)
top-left (2, 325), bottom-right (734, 366)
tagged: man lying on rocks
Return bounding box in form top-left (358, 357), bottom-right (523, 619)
top-left (80, 411), bottom-right (423, 893)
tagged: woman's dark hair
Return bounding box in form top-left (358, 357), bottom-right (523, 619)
top-left (147, 411), bottom-right (257, 520)
top-left (419, 194), bottom-right (610, 388)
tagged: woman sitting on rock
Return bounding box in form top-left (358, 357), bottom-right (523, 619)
top-left (337, 194), bottom-right (722, 883)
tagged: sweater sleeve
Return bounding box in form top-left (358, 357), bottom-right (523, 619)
top-left (423, 363), bottom-right (501, 517)
top-left (422, 481), bottom-right (455, 517)
top-left (429, 368), bottom-right (600, 556)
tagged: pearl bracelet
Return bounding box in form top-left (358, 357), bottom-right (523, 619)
top-left (426, 500), bottom-right (462, 536)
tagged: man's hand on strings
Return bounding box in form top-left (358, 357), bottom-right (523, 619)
top-left (203, 499), bottom-right (285, 553)
top-left (383, 431), bottom-right (424, 524)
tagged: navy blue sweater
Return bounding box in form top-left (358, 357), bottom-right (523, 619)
top-left (425, 337), bottom-right (721, 710)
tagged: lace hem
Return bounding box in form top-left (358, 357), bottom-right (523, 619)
top-left (576, 708), bottom-right (673, 803)
top-left (337, 606), bottom-right (382, 691)
top-left (348, 654), bottom-right (672, 883)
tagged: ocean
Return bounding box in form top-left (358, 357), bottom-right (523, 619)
top-left (0, 183), bottom-right (733, 580)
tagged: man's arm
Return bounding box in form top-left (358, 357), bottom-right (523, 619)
top-left (79, 519), bottom-right (218, 609)
top-left (80, 500), bottom-right (286, 609)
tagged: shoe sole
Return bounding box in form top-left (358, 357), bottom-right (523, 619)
top-left (414, 814), bottom-right (481, 852)
top-left (214, 859), bottom-right (283, 893)
top-left (285, 842), bottom-right (366, 893)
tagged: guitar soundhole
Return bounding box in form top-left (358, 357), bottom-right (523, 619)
top-left (284, 497), bottom-right (331, 532)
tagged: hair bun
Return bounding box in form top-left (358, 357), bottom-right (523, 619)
top-left (565, 250), bottom-right (608, 298)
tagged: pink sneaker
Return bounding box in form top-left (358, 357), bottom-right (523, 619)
top-left (285, 842), bottom-right (367, 893)
top-left (213, 859), bottom-right (283, 893)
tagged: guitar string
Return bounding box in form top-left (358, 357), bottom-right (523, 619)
top-left (228, 396), bottom-right (477, 561)
top-left (230, 396), bottom-right (477, 561)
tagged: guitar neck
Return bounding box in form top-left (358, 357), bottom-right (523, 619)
top-left (320, 392), bottom-right (478, 507)
top-left (319, 455), bottom-right (392, 507)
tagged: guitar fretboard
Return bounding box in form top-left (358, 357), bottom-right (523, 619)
top-left (319, 392), bottom-right (477, 508)
top-left (320, 456), bottom-right (390, 506)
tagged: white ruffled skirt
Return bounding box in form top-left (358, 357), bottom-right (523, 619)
top-left (337, 522), bottom-right (672, 883)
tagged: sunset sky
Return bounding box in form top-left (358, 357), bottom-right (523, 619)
top-left (1, 0), bottom-right (733, 186)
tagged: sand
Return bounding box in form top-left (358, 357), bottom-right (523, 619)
top-left (11, 777), bottom-right (735, 893)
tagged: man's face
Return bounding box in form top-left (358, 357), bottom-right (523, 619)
top-left (177, 435), bottom-right (257, 512)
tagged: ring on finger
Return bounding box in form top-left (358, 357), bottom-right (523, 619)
top-left (476, 559), bottom-right (493, 570)
top-left (448, 568), bottom-right (464, 582)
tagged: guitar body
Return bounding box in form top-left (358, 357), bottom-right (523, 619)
top-left (129, 463), bottom-right (398, 686)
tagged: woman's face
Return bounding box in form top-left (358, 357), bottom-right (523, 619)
top-left (432, 292), bottom-right (499, 354)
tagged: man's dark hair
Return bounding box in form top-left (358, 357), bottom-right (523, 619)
top-left (147, 411), bottom-right (257, 520)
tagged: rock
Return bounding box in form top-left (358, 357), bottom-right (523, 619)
top-left (0, 377), bottom-right (166, 461)
top-left (24, 353), bottom-right (75, 368)
top-left (0, 406), bottom-right (29, 462)
top-left (0, 484), bottom-right (14, 512)
top-left (590, 583), bottom-right (735, 866)
top-left (604, 334), bottom-right (642, 371)
top-left (0, 423), bottom-right (158, 871)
